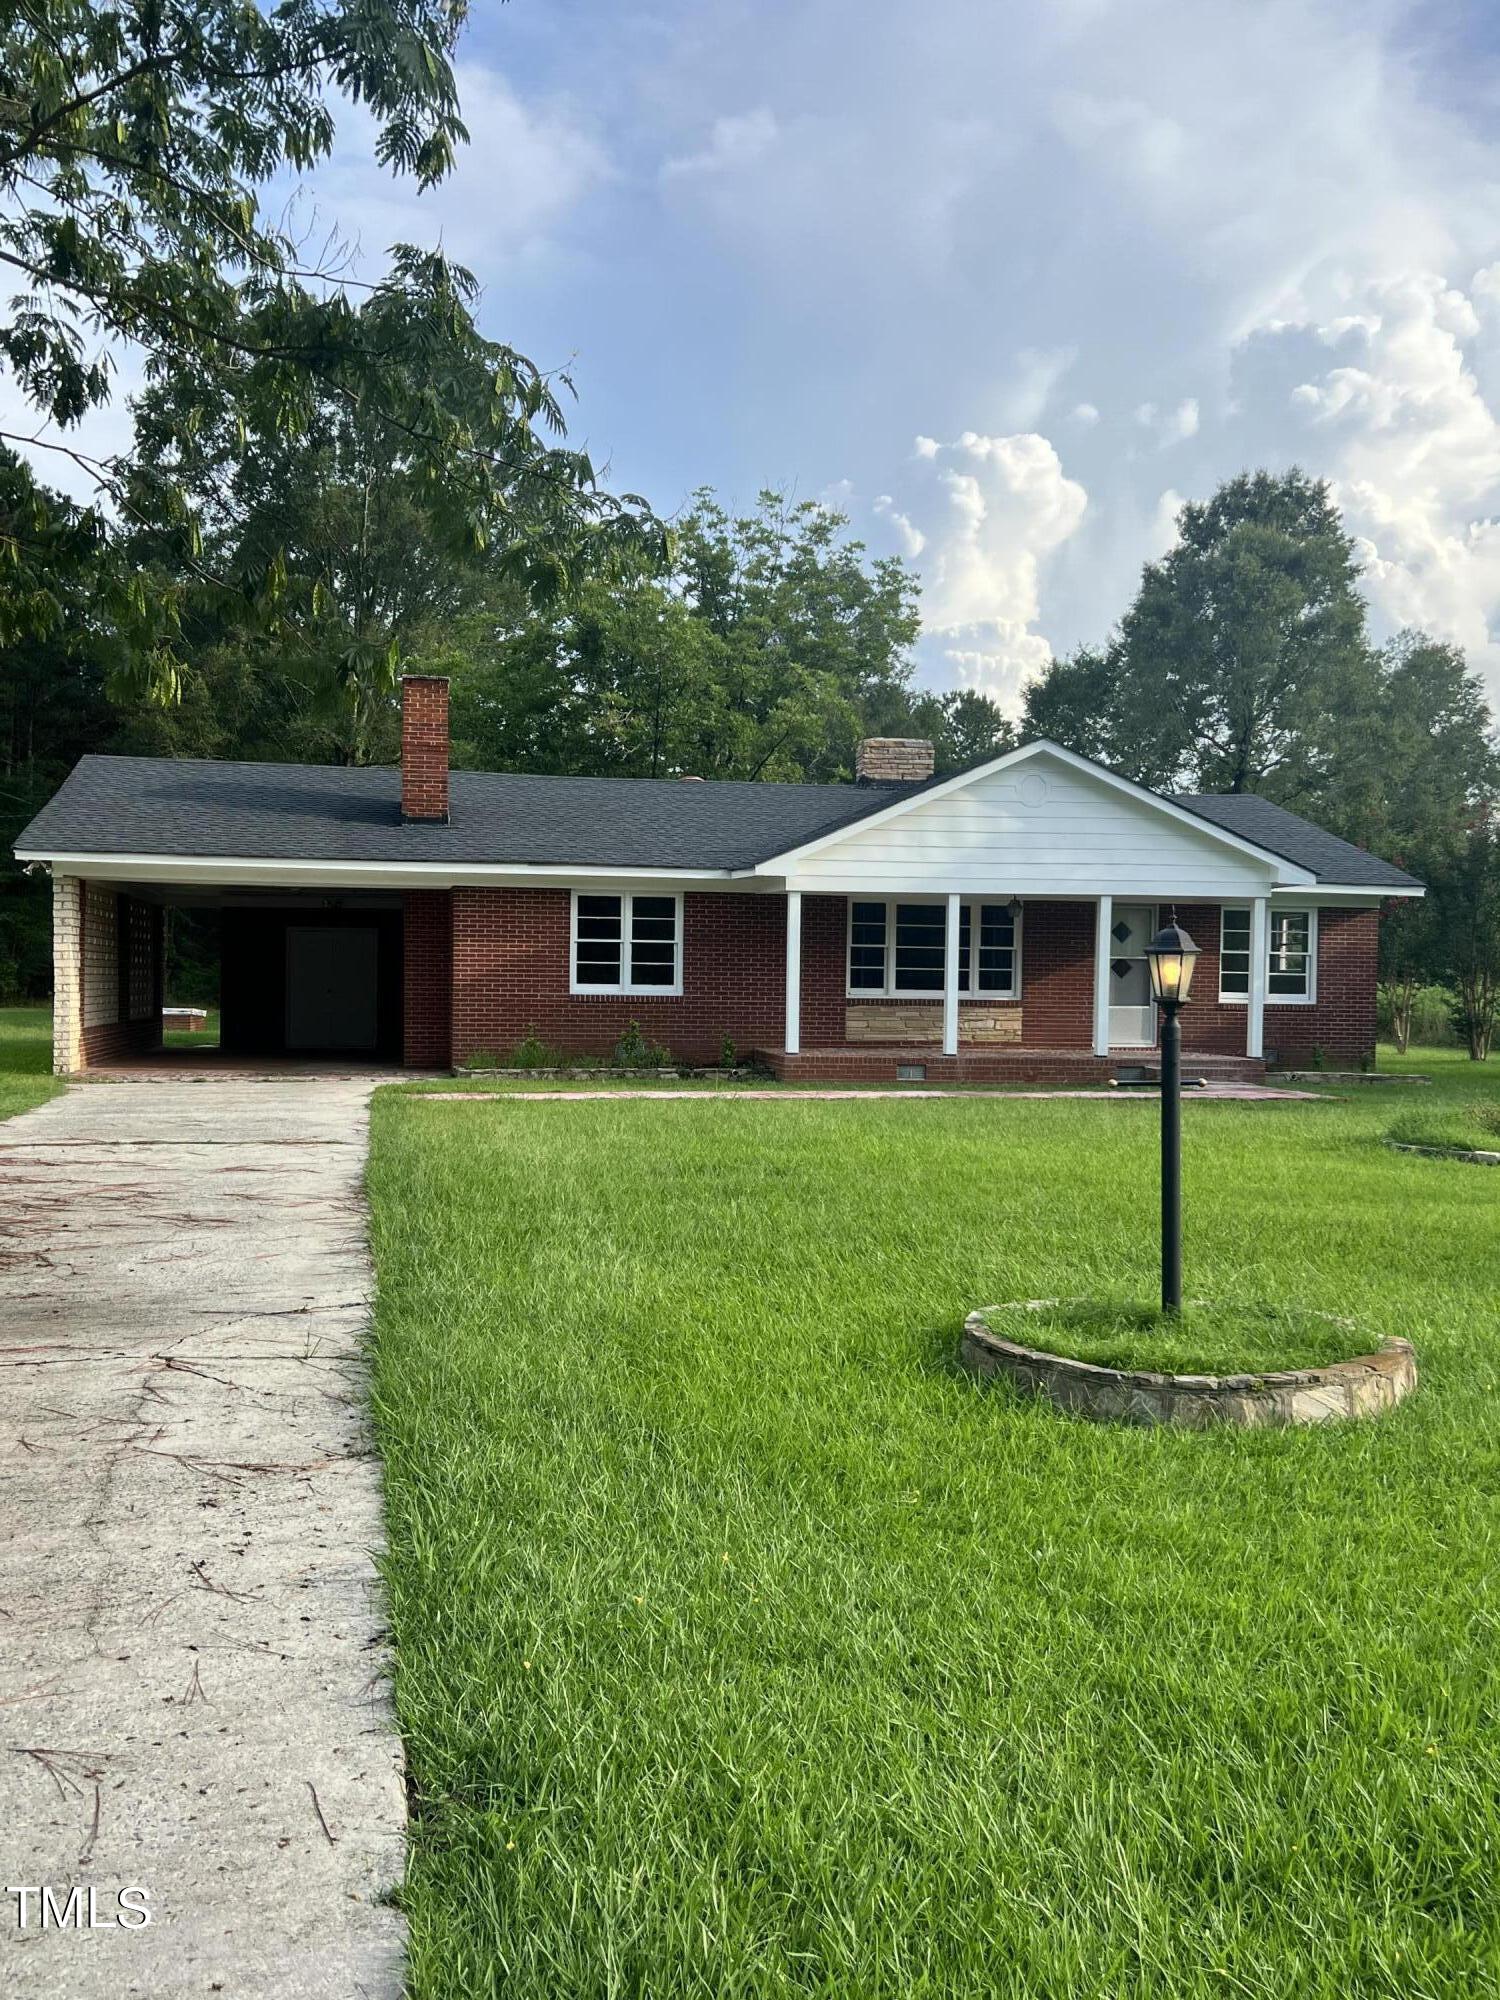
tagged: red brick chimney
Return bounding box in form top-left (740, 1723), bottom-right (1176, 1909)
top-left (401, 675), bottom-right (449, 823)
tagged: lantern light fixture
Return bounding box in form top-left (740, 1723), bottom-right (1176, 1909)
top-left (1145, 921), bottom-right (1200, 1008)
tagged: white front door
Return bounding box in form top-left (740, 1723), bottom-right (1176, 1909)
top-left (285, 926), bottom-right (379, 1052)
top-left (1107, 903), bottom-right (1157, 1049)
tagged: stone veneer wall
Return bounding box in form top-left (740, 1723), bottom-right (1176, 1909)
top-left (844, 1003), bottom-right (1021, 1044)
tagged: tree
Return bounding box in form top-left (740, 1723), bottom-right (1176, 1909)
top-left (449, 491), bottom-right (943, 783)
top-left (0, 5), bottom-right (665, 701)
top-left (0, 446), bottom-right (119, 994)
top-left (1377, 894), bottom-right (1440, 1054)
top-left (911, 687), bottom-right (1016, 774)
top-left (1017, 645), bottom-right (1118, 765)
top-left (1022, 470), bottom-right (1379, 796)
top-left (0, 0), bottom-right (464, 433)
top-left (1328, 632), bottom-right (1499, 855)
top-left (1433, 815), bottom-right (1500, 1061)
top-left (121, 264), bottom-right (668, 757)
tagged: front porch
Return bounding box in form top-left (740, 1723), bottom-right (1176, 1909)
top-left (777, 890), bottom-right (1274, 1081)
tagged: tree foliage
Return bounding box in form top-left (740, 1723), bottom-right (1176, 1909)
top-left (1023, 470), bottom-right (1375, 796)
top-left (0, 2), bottom-right (665, 702)
top-left (448, 491), bottom-right (1011, 783)
top-left (1432, 814), bottom-right (1500, 1061)
top-left (0, 0), bottom-right (466, 426)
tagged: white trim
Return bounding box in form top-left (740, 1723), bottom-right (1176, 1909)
top-left (15, 851), bottom-right (735, 890)
top-left (844, 895), bottom-right (1022, 1002)
top-left (1106, 901), bottom-right (1159, 1050)
top-left (784, 890), bottom-right (802, 1056)
top-left (1247, 897), bottom-right (1268, 1058)
top-left (1092, 896), bottom-right (1112, 1057)
top-left (569, 890), bottom-right (683, 997)
top-left (1275, 884), bottom-right (1421, 903)
top-left (1218, 904), bottom-right (1254, 1004)
top-left (942, 893), bottom-right (961, 1056)
top-left (1267, 904), bottom-right (1317, 1005)
top-left (1219, 901), bottom-right (1317, 1007)
top-left (755, 739), bottom-right (1318, 885)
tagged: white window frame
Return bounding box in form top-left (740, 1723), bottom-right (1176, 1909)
top-left (845, 896), bottom-right (1022, 1001)
top-left (570, 890), bottom-right (683, 996)
top-left (1218, 906), bottom-right (1253, 1003)
top-left (1219, 904), bottom-right (1317, 1006)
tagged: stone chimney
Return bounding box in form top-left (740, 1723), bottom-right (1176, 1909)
top-left (856, 737), bottom-right (935, 784)
top-left (401, 675), bottom-right (450, 823)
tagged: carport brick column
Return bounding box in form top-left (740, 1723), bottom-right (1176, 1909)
top-left (52, 874), bottom-right (83, 1074)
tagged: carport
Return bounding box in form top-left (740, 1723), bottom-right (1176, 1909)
top-left (48, 876), bottom-right (404, 1071)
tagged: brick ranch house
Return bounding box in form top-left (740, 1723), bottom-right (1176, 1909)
top-left (16, 675), bottom-right (1423, 1082)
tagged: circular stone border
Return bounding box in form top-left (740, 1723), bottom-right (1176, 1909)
top-left (1278, 1071), bottom-right (1432, 1086)
top-left (1386, 1139), bottom-right (1500, 1167)
top-left (961, 1301), bottom-right (1417, 1429)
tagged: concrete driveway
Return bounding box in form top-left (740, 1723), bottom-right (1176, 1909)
top-left (0, 1079), bottom-right (405, 1997)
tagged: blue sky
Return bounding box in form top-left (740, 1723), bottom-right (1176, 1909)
top-left (28, 0), bottom-right (1500, 709)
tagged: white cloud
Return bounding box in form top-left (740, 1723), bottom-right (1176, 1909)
top-left (603, 0), bottom-right (1500, 703)
top-left (288, 64), bottom-right (611, 277)
top-left (1265, 270), bottom-right (1500, 681)
top-left (873, 492), bottom-right (926, 557)
top-left (1152, 487), bottom-right (1185, 555)
top-left (1135, 397), bottom-right (1199, 445)
top-left (876, 430), bottom-right (1088, 702)
top-left (662, 107), bottom-right (778, 179)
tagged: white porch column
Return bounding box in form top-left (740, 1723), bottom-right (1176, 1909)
top-left (1247, 896), bottom-right (1268, 1059)
top-left (942, 892), bottom-right (961, 1055)
top-left (1092, 894), bottom-right (1113, 1057)
top-left (784, 889), bottom-right (802, 1055)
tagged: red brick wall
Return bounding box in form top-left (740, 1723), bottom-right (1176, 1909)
top-left (1264, 907), bottom-right (1378, 1067)
top-left (1165, 902), bottom-right (1378, 1066)
top-left (449, 888), bottom-right (787, 1065)
top-left (420, 888), bottom-right (1381, 1070)
top-left (401, 675), bottom-right (450, 823)
top-left (403, 890), bottom-right (453, 1068)
top-left (1020, 900), bottom-right (1095, 1048)
top-left (800, 896), bottom-right (1085, 1046)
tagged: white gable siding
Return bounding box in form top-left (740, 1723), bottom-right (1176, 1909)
top-left (780, 753), bottom-right (1281, 897)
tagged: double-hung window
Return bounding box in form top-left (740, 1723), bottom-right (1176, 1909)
top-left (571, 892), bottom-right (682, 995)
top-left (1219, 907), bottom-right (1252, 997)
top-left (1268, 909), bottom-right (1314, 999)
top-left (1218, 906), bottom-right (1316, 1003)
top-left (846, 899), bottom-right (1019, 999)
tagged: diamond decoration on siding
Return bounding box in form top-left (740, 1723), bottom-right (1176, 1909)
top-left (1111, 958), bottom-right (1133, 979)
top-left (1111, 922), bottom-right (1132, 944)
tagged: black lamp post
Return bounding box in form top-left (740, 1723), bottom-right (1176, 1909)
top-left (1144, 921), bottom-right (1200, 1314)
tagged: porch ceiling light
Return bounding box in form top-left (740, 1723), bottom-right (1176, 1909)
top-left (1145, 922), bottom-right (1200, 1007)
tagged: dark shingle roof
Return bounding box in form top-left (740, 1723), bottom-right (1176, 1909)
top-left (13, 750), bottom-right (1422, 888)
top-left (14, 754), bottom-right (915, 872)
top-left (1171, 792), bottom-right (1423, 889)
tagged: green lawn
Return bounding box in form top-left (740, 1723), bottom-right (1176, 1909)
top-left (368, 1048), bottom-right (1500, 1999)
top-left (0, 1004), bottom-right (61, 1119)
